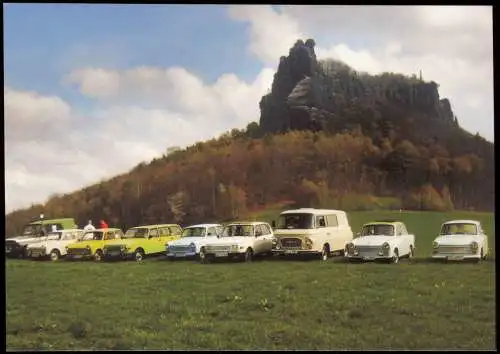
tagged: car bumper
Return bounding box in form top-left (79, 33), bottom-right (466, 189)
top-left (204, 251), bottom-right (244, 259)
top-left (166, 251), bottom-right (197, 259)
top-left (5, 247), bottom-right (26, 258)
top-left (272, 249), bottom-right (319, 256)
top-left (66, 253), bottom-right (93, 260)
top-left (103, 251), bottom-right (133, 260)
top-left (431, 254), bottom-right (480, 261)
top-left (346, 255), bottom-right (389, 261)
top-left (28, 250), bottom-right (47, 258)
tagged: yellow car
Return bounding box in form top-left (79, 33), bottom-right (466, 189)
top-left (66, 228), bottom-right (124, 261)
top-left (103, 224), bottom-right (182, 261)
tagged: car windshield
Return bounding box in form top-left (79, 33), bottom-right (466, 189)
top-left (361, 224), bottom-right (395, 236)
top-left (182, 227), bottom-right (206, 237)
top-left (222, 225), bottom-right (254, 237)
top-left (440, 223), bottom-right (477, 235)
top-left (125, 228), bottom-right (149, 238)
top-left (82, 231), bottom-right (104, 241)
top-left (277, 213), bottom-right (314, 229)
top-left (22, 224), bottom-right (42, 236)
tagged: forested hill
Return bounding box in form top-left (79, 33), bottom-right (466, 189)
top-left (5, 38), bottom-right (494, 236)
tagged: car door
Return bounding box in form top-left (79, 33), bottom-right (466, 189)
top-left (253, 225), bottom-right (265, 254)
top-left (395, 224), bottom-right (409, 256)
top-left (261, 224), bottom-right (273, 252)
top-left (147, 227), bottom-right (162, 254)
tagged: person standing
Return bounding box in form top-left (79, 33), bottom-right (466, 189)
top-left (100, 220), bottom-right (109, 229)
top-left (84, 220), bottom-right (96, 231)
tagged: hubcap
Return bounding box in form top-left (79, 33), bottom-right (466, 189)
top-left (136, 252), bottom-right (143, 261)
top-left (322, 248), bottom-right (328, 261)
top-left (50, 252), bottom-right (58, 261)
top-left (95, 252), bottom-right (102, 261)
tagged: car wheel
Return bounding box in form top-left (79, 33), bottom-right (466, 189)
top-left (200, 247), bottom-right (209, 264)
top-left (408, 245), bottom-right (415, 259)
top-left (482, 248), bottom-right (488, 261)
top-left (94, 250), bottom-right (103, 262)
top-left (50, 249), bottom-right (60, 261)
top-left (391, 249), bottom-right (399, 264)
top-left (244, 248), bottom-right (253, 262)
top-left (321, 245), bottom-right (329, 261)
top-left (134, 249), bottom-right (144, 262)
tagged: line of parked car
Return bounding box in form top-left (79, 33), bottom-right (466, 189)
top-left (5, 208), bottom-right (490, 264)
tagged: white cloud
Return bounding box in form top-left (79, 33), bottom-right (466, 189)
top-left (4, 63), bottom-right (275, 212)
top-left (4, 5), bottom-right (493, 213)
top-left (230, 5), bottom-right (494, 141)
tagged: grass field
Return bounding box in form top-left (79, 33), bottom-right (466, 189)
top-left (6, 210), bottom-right (496, 350)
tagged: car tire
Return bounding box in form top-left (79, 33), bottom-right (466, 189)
top-left (200, 247), bottom-right (209, 264)
top-left (244, 248), bottom-right (253, 262)
top-left (321, 245), bottom-right (329, 261)
top-left (134, 249), bottom-right (144, 262)
top-left (50, 249), bottom-right (60, 261)
top-left (94, 250), bottom-right (103, 262)
top-left (408, 245), bottom-right (415, 259)
top-left (391, 249), bottom-right (399, 264)
top-left (482, 248), bottom-right (488, 261)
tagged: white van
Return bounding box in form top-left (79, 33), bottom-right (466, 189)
top-left (271, 208), bottom-right (353, 261)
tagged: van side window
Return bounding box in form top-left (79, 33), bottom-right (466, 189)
top-left (316, 216), bottom-right (326, 228)
top-left (263, 224), bottom-right (272, 235)
top-left (149, 228), bottom-right (159, 237)
top-left (326, 214), bottom-right (338, 227)
top-left (207, 227), bottom-right (216, 236)
top-left (255, 225), bottom-right (264, 236)
top-left (169, 226), bottom-right (182, 235)
top-left (159, 227), bottom-right (170, 236)
top-left (216, 226), bottom-right (223, 236)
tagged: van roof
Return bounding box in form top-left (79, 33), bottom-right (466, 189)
top-left (280, 208), bottom-right (347, 215)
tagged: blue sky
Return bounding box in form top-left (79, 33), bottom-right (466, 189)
top-left (4, 5), bottom-right (493, 213)
top-left (4, 4), bottom-right (262, 99)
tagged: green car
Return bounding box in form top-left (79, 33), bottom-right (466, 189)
top-left (6, 217), bottom-right (77, 258)
top-left (103, 224), bottom-right (182, 261)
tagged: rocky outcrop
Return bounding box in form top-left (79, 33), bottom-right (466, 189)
top-left (259, 38), bottom-right (460, 140)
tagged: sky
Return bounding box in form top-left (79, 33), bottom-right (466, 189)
top-left (4, 4), bottom-right (494, 213)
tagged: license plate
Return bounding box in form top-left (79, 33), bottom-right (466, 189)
top-left (363, 256), bottom-right (375, 260)
top-left (108, 252), bottom-right (120, 256)
top-left (285, 250), bottom-right (298, 254)
top-left (174, 253), bottom-right (184, 257)
top-left (215, 252), bottom-right (228, 257)
top-left (448, 255), bottom-right (464, 261)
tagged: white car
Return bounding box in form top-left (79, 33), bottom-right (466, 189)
top-left (200, 221), bottom-right (274, 263)
top-left (345, 220), bottom-right (415, 263)
top-left (432, 220), bottom-right (489, 262)
top-left (27, 229), bottom-right (84, 261)
top-left (166, 223), bottom-right (223, 260)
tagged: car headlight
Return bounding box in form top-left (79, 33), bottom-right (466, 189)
top-left (65, 246), bottom-right (69, 251)
top-left (382, 242), bottom-right (390, 249)
top-left (189, 243), bottom-right (196, 251)
top-left (432, 241), bottom-right (439, 249)
top-left (471, 241), bottom-right (478, 250)
top-left (86, 245), bottom-right (91, 249)
top-left (271, 238), bottom-right (278, 245)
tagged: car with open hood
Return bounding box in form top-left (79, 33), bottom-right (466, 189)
top-left (102, 224), bottom-right (182, 262)
top-left (27, 229), bottom-right (84, 261)
top-left (166, 223), bottom-right (223, 260)
top-left (271, 208), bottom-right (353, 261)
top-left (66, 228), bottom-right (124, 261)
top-left (200, 221), bottom-right (274, 263)
top-left (432, 220), bottom-right (489, 262)
top-left (345, 220), bottom-right (415, 263)
top-left (5, 217), bottom-right (77, 258)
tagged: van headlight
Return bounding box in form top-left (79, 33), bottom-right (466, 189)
top-left (346, 243), bottom-right (356, 255)
top-left (304, 237), bottom-right (313, 250)
top-left (189, 243), bottom-right (196, 251)
top-left (432, 241), bottom-right (439, 249)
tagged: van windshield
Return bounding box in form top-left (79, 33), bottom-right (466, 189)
top-left (277, 213), bottom-right (314, 229)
